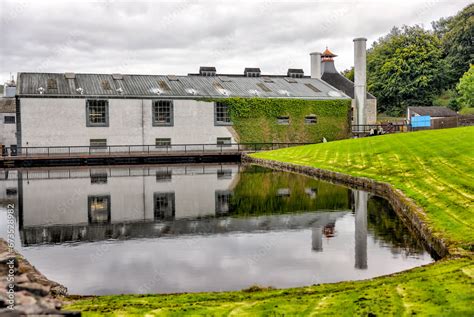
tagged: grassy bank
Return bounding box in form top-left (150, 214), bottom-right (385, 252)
top-left (66, 127), bottom-right (474, 316)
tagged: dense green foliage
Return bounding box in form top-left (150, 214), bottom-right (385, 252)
top-left (367, 26), bottom-right (444, 115)
top-left (343, 4), bottom-right (473, 115)
top-left (456, 65), bottom-right (474, 109)
top-left (67, 127), bottom-right (474, 316)
top-left (66, 258), bottom-right (473, 316)
top-left (216, 97), bottom-right (351, 143)
top-left (254, 127), bottom-right (474, 249)
top-left (230, 165), bottom-right (350, 214)
top-left (433, 4), bottom-right (474, 87)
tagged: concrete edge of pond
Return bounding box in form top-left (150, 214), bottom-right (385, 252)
top-left (242, 154), bottom-right (450, 259)
top-left (0, 238), bottom-right (78, 315)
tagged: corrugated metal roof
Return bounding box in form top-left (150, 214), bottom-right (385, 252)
top-left (17, 72), bottom-right (350, 100)
top-left (408, 106), bottom-right (458, 117)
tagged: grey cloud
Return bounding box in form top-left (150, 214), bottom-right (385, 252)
top-left (0, 0), bottom-right (471, 83)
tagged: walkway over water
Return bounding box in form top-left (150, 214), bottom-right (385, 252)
top-left (0, 143), bottom-right (308, 168)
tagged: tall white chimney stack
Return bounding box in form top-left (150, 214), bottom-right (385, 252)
top-left (353, 38), bottom-right (367, 128)
top-left (310, 52), bottom-right (322, 79)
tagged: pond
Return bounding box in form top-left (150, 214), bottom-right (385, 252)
top-left (0, 164), bottom-right (434, 295)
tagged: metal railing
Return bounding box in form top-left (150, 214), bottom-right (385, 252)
top-left (351, 124), bottom-right (406, 134)
top-left (1, 142), bottom-right (311, 158)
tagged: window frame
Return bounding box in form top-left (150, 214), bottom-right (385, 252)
top-left (152, 100), bottom-right (174, 127)
top-left (155, 138), bottom-right (172, 148)
top-left (304, 115), bottom-right (317, 125)
top-left (277, 116), bottom-right (290, 125)
top-left (215, 190), bottom-right (233, 214)
top-left (214, 102), bottom-right (232, 126)
top-left (216, 137), bottom-right (232, 147)
top-left (153, 192), bottom-right (175, 220)
top-left (88, 195), bottom-right (111, 224)
top-left (90, 139), bottom-right (107, 149)
top-left (156, 169), bottom-right (172, 182)
top-left (86, 99), bottom-right (109, 127)
top-left (4, 115), bottom-right (15, 124)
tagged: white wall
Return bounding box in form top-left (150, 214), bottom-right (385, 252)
top-left (20, 98), bottom-right (236, 147)
top-left (0, 114), bottom-right (17, 147)
top-left (20, 165), bottom-right (239, 227)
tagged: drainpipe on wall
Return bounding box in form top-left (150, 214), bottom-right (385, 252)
top-left (353, 38), bottom-right (367, 132)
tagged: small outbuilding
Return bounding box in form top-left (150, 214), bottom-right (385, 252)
top-left (407, 106), bottom-right (458, 129)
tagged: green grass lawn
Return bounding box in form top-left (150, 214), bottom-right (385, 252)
top-left (66, 127), bottom-right (474, 316)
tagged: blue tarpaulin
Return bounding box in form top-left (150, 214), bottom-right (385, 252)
top-left (411, 116), bottom-right (431, 128)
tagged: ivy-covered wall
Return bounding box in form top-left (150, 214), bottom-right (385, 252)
top-left (216, 98), bottom-right (351, 143)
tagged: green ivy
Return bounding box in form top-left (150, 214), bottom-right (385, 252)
top-left (208, 97), bottom-right (351, 144)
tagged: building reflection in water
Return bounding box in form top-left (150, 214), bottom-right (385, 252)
top-left (10, 164), bottom-right (427, 269)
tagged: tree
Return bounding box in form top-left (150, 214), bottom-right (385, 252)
top-left (341, 68), bottom-right (354, 81)
top-left (456, 65), bottom-right (474, 109)
top-left (367, 26), bottom-right (445, 115)
top-left (433, 4), bottom-right (474, 87)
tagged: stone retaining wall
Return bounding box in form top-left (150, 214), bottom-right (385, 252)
top-left (243, 154), bottom-right (450, 258)
top-left (0, 239), bottom-right (78, 315)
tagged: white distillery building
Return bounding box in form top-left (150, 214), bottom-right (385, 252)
top-left (13, 39), bottom-right (375, 149)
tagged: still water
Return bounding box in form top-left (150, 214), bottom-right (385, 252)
top-left (0, 164), bottom-right (434, 295)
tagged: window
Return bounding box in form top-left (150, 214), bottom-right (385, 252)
top-left (154, 192), bottom-right (175, 220)
top-left (90, 139), bottom-right (107, 149)
top-left (155, 138), bottom-right (171, 148)
top-left (152, 100), bottom-right (173, 126)
top-left (88, 195), bottom-right (111, 224)
top-left (217, 137), bottom-right (231, 147)
top-left (305, 187), bottom-right (318, 199)
top-left (217, 169), bottom-right (232, 179)
top-left (256, 83), bottom-right (271, 92)
top-left (156, 169), bottom-right (172, 182)
top-left (215, 102), bottom-right (231, 125)
top-left (216, 190), bottom-right (233, 214)
top-left (277, 188), bottom-right (290, 197)
top-left (90, 170), bottom-right (108, 184)
top-left (6, 188), bottom-right (17, 196)
top-left (305, 115), bottom-right (317, 124)
top-left (277, 116), bottom-right (289, 125)
top-left (305, 83), bottom-right (321, 93)
top-left (4, 116), bottom-right (15, 124)
top-left (86, 100), bottom-right (109, 127)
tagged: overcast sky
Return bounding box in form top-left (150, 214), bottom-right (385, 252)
top-left (0, 0), bottom-right (470, 83)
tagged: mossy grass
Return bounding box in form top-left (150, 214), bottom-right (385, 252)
top-left (65, 127), bottom-right (474, 316)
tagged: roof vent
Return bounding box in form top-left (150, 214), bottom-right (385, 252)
top-left (248, 89), bottom-right (260, 96)
top-left (262, 77), bottom-right (274, 83)
top-left (116, 87), bottom-right (124, 94)
top-left (150, 88), bottom-right (162, 95)
top-left (37, 87), bottom-right (45, 94)
top-left (186, 88), bottom-right (198, 95)
top-left (328, 90), bottom-right (342, 97)
top-left (244, 68), bottom-right (261, 77)
top-left (278, 89), bottom-right (291, 97)
top-left (76, 87), bottom-right (84, 95)
top-left (64, 72), bottom-right (76, 79)
top-left (199, 66), bottom-right (216, 76)
top-left (112, 73), bottom-right (123, 80)
top-left (287, 69), bottom-right (304, 78)
top-left (167, 75), bottom-right (179, 81)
